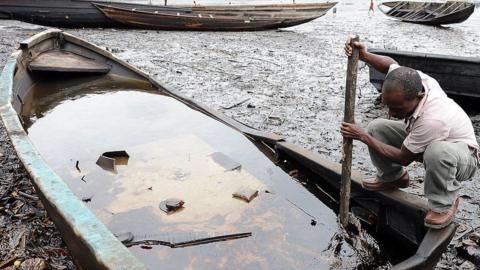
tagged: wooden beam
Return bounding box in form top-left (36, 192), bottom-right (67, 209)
top-left (339, 35), bottom-right (360, 227)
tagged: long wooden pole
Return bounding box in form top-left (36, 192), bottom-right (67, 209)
top-left (339, 35), bottom-right (360, 228)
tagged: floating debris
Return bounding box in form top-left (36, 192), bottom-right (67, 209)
top-left (115, 232), bottom-right (134, 244)
top-left (102, 151), bottom-right (130, 165)
top-left (75, 160), bottom-right (80, 172)
top-left (210, 152), bottom-right (241, 171)
top-left (96, 150), bottom-right (130, 173)
top-left (81, 195), bottom-right (93, 203)
top-left (351, 206), bottom-right (376, 226)
top-left (232, 187), bottom-right (258, 203)
top-left (159, 198), bottom-right (185, 214)
top-left (96, 155), bottom-right (116, 173)
top-left (125, 232), bottom-right (252, 248)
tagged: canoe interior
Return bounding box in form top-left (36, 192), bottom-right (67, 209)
top-left (368, 48), bottom-right (480, 99)
top-left (379, 0), bottom-right (475, 25)
top-left (28, 50), bottom-right (111, 73)
top-left (2, 30), bottom-right (457, 269)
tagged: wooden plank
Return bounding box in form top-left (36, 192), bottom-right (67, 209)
top-left (29, 50), bottom-right (110, 73)
top-left (339, 36), bottom-right (360, 227)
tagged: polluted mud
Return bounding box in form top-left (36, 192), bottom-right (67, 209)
top-left (0, 0), bottom-right (480, 268)
top-left (20, 73), bottom-right (390, 269)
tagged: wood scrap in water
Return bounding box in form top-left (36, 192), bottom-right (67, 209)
top-left (125, 232), bottom-right (252, 248)
top-left (75, 160), bottom-right (81, 172)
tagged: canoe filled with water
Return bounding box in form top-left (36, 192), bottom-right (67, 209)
top-left (0, 30), bottom-right (456, 269)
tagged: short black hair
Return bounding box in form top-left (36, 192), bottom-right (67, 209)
top-left (383, 67), bottom-right (422, 100)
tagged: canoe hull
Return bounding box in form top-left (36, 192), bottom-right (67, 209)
top-left (94, 3), bottom-right (328, 31)
top-left (368, 48), bottom-right (480, 98)
top-left (379, 1), bottom-right (475, 25)
top-left (0, 0), bottom-right (335, 29)
top-left (0, 0), bottom-right (190, 27)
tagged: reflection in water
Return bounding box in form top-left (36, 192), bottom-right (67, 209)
top-left (22, 75), bottom-right (379, 269)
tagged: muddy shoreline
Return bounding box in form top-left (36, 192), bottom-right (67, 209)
top-left (1, 1), bottom-right (480, 269)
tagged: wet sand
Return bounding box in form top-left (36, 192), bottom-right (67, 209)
top-left (0, 0), bottom-right (479, 268)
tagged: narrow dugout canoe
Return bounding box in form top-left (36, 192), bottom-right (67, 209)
top-left (0, 0), bottom-right (191, 28)
top-left (368, 48), bottom-right (480, 98)
top-left (379, 1), bottom-right (475, 25)
top-left (0, 29), bottom-right (456, 269)
top-left (93, 3), bottom-right (323, 31)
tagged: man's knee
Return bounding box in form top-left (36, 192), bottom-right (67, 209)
top-left (366, 119), bottom-right (391, 136)
top-left (424, 141), bottom-right (453, 166)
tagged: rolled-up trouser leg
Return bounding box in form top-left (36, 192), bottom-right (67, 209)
top-left (366, 119), bottom-right (408, 182)
top-left (423, 141), bottom-right (478, 212)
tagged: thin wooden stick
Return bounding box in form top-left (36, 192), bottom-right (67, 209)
top-left (339, 35), bottom-right (360, 228)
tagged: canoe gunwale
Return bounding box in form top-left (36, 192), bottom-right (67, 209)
top-left (0, 30), bottom-right (455, 269)
top-left (368, 48), bottom-right (480, 65)
top-left (367, 48), bottom-right (480, 98)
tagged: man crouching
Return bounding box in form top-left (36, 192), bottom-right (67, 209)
top-left (341, 37), bottom-right (479, 229)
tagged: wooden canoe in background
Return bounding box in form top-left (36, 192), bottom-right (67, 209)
top-left (368, 48), bottom-right (480, 99)
top-left (93, 3), bottom-right (330, 31)
top-left (0, 0), bottom-right (190, 27)
top-left (0, 0), bottom-right (335, 29)
top-left (379, 1), bottom-right (475, 25)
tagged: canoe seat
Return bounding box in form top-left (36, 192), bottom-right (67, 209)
top-left (29, 50), bottom-right (110, 74)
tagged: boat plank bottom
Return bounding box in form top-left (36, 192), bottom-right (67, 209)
top-left (29, 50), bottom-right (110, 73)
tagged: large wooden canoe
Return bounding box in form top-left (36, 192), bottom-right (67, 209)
top-left (368, 48), bottom-right (480, 98)
top-left (0, 0), bottom-right (335, 29)
top-left (379, 1), bottom-right (475, 25)
top-left (94, 3), bottom-right (325, 31)
top-left (0, 29), bottom-right (455, 269)
top-left (0, 0), bottom-right (191, 27)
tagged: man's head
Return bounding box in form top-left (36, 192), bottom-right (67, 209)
top-left (381, 67), bottom-right (424, 119)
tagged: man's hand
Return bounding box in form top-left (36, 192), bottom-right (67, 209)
top-left (340, 122), bottom-right (369, 142)
top-left (344, 36), bottom-right (366, 59)
top-left (343, 36), bottom-right (397, 74)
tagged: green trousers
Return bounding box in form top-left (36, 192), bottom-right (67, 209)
top-left (366, 119), bottom-right (479, 212)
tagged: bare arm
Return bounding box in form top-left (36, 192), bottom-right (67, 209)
top-left (344, 37), bottom-right (398, 74)
top-left (340, 122), bottom-right (417, 166)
